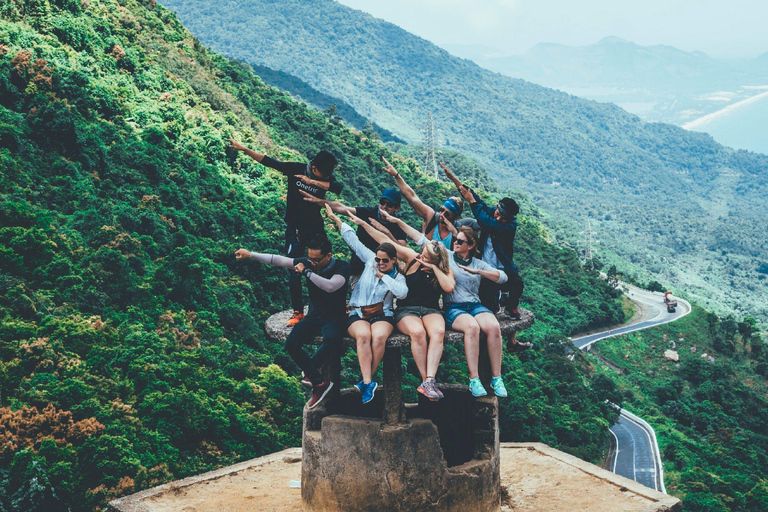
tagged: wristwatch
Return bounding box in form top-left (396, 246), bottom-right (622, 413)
top-left (302, 268), bottom-right (313, 278)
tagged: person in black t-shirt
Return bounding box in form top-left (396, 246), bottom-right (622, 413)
top-left (227, 139), bottom-right (343, 326)
top-left (299, 188), bottom-right (407, 289)
top-left (235, 236), bottom-right (350, 410)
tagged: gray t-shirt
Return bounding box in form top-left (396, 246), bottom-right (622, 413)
top-left (444, 252), bottom-right (508, 305)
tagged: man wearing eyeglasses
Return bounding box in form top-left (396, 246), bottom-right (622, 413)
top-left (235, 235), bottom-right (350, 409)
top-left (300, 188), bottom-right (407, 290)
top-left (226, 139), bottom-right (343, 326)
top-left (441, 163), bottom-right (525, 325)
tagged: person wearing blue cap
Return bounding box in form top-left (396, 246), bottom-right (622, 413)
top-left (381, 157), bottom-right (475, 250)
top-left (441, 163), bottom-right (527, 336)
top-left (299, 187), bottom-right (407, 290)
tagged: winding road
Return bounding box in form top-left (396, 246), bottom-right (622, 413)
top-left (571, 284), bottom-right (691, 492)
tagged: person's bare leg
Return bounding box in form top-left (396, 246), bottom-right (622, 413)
top-left (476, 312), bottom-right (503, 376)
top-left (452, 314), bottom-right (481, 379)
top-left (349, 320), bottom-right (373, 382)
top-left (398, 316), bottom-right (428, 380)
top-left (422, 313), bottom-right (446, 378)
top-left (370, 321), bottom-right (395, 376)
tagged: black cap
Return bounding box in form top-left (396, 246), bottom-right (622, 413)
top-left (497, 198), bottom-right (519, 219)
top-left (312, 151), bottom-right (338, 176)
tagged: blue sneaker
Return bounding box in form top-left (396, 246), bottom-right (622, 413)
top-left (354, 380), bottom-right (365, 393)
top-left (469, 378), bottom-right (487, 397)
top-left (490, 376), bottom-right (508, 398)
top-left (362, 381), bottom-right (378, 404)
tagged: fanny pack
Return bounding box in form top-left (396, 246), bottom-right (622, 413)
top-left (360, 302), bottom-right (385, 320)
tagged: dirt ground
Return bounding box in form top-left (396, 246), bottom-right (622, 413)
top-left (139, 445), bottom-right (661, 512)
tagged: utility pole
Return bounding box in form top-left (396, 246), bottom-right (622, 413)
top-left (422, 113), bottom-right (439, 180)
top-left (582, 220), bottom-right (596, 269)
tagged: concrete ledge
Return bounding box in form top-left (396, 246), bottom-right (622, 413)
top-left (108, 443), bottom-right (681, 512)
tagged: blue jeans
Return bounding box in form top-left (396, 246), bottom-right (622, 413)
top-left (444, 302), bottom-right (494, 329)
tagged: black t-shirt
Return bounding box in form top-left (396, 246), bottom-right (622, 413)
top-left (350, 206), bottom-right (408, 275)
top-left (261, 156), bottom-right (343, 234)
top-left (294, 257), bottom-right (350, 317)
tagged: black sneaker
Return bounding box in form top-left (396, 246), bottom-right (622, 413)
top-left (506, 308), bottom-right (521, 321)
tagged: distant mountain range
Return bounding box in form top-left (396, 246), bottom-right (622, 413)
top-left (447, 37), bottom-right (768, 152)
top-left (161, 0), bottom-right (768, 325)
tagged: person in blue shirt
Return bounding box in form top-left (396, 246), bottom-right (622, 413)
top-left (380, 156), bottom-right (468, 249)
top-left (441, 163), bottom-right (526, 327)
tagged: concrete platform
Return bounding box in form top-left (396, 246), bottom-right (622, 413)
top-left (107, 443), bottom-right (681, 512)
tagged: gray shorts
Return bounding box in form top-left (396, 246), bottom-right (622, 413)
top-left (394, 306), bottom-right (444, 324)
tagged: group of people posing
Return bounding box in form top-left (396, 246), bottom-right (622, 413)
top-left (229, 139), bottom-right (526, 410)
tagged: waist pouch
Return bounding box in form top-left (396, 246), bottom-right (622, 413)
top-left (360, 302), bottom-right (385, 319)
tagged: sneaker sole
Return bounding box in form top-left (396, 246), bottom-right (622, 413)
top-left (307, 382), bottom-right (334, 410)
top-left (417, 386), bottom-right (440, 402)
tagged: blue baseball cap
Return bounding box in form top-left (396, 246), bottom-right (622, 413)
top-left (380, 188), bottom-right (402, 205)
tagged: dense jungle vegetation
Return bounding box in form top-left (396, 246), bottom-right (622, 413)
top-left (161, 0), bottom-right (768, 327)
top-left (0, 1), bottom-right (626, 509)
top-left (588, 309), bottom-right (768, 511)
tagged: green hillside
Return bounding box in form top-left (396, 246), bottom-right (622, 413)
top-left (0, 1), bottom-right (625, 509)
top-left (588, 309), bottom-right (768, 511)
top-left (159, 0), bottom-right (768, 327)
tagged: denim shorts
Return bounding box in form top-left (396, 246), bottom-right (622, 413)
top-left (394, 305), bottom-right (443, 324)
top-left (444, 302), bottom-right (494, 329)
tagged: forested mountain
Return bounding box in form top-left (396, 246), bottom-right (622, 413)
top-left (248, 62), bottom-right (404, 143)
top-left (160, 0), bottom-right (768, 326)
top-left (0, 0), bottom-right (626, 509)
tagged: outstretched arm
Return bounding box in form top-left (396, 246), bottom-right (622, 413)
top-left (227, 139), bottom-right (265, 163)
top-left (235, 248), bottom-right (294, 269)
top-left (346, 211), bottom-right (417, 263)
top-left (300, 190), bottom-right (356, 215)
top-left (381, 156), bottom-right (434, 222)
top-left (458, 261), bottom-right (508, 284)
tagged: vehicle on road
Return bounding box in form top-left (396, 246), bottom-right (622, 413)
top-left (663, 291), bottom-right (677, 313)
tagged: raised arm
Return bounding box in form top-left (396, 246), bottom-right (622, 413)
top-left (348, 211), bottom-right (418, 263)
top-left (377, 207), bottom-right (424, 246)
top-left (440, 162), bottom-right (465, 192)
top-left (380, 272), bottom-right (409, 300)
top-left (381, 156), bottom-right (434, 222)
top-left (340, 223), bottom-right (376, 263)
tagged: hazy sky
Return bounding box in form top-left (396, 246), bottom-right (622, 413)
top-left (336, 0), bottom-right (768, 58)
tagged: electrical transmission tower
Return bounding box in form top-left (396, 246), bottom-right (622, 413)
top-left (422, 113), bottom-right (439, 180)
top-left (581, 220), bottom-right (597, 269)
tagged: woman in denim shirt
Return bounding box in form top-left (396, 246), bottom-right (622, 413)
top-left (326, 206), bottom-right (408, 404)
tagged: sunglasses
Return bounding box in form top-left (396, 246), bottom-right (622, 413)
top-left (379, 199), bottom-right (398, 208)
top-left (454, 239), bottom-right (469, 246)
top-left (374, 257), bottom-right (391, 264)
top-left (308, 255), bottom-right (328, 264)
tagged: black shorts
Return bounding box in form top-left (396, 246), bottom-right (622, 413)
top-left (347, 314), bottom-right (396, 328)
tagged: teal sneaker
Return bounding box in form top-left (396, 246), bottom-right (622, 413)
top-left (469, 378), bottom-right (487, 397)
top-left (490, 376), bottom-right (508, 398)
